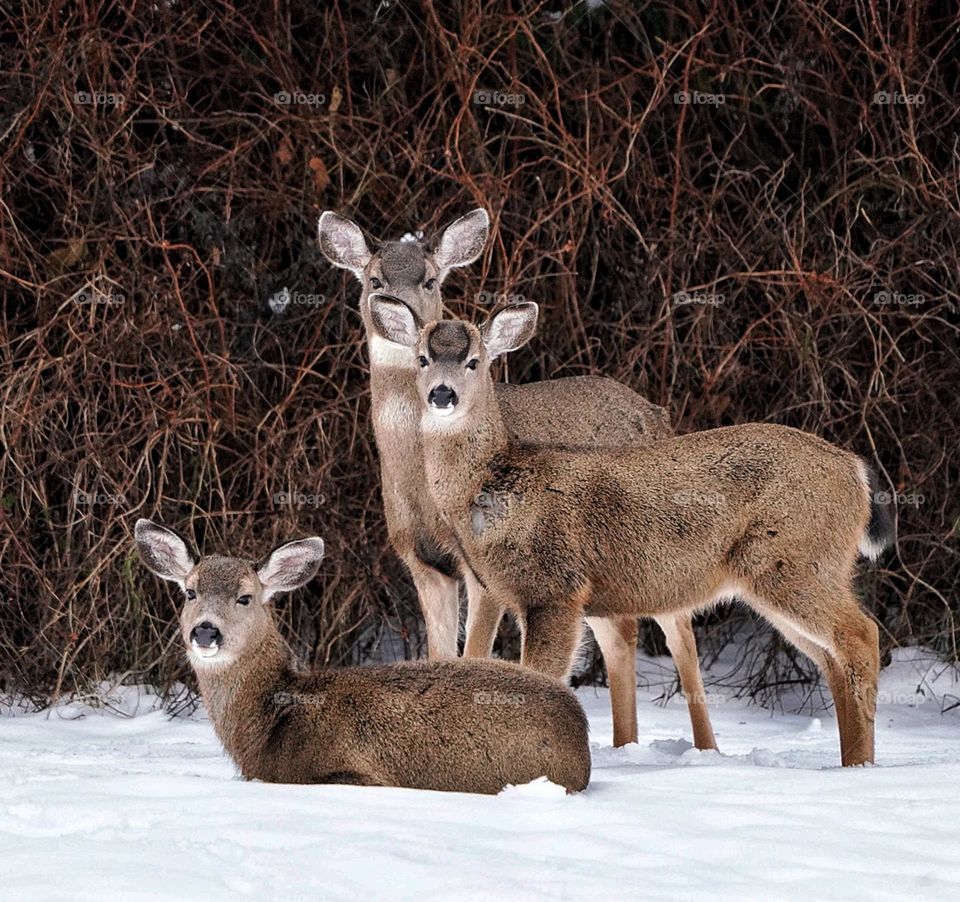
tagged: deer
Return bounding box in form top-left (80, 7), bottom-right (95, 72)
top-left (318, 209), bottom-right (717, 751)
top-left (134, 518), bottom-right (591, 794)
top-left (366, 297), bottom-right (895, 766)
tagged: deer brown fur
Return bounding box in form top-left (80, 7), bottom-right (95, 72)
top-left (318, 210), bottom-right (716, 751)
top-left (134, 519), bottom-right (591, 794)
top-left (368, 299), bottom-right (895, 766)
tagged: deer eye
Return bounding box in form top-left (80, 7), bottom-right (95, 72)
top-left (423, 278), bottom-right (436, 290)
top-left (185, 589), bottom-right (197, 600)
top-left (236, 595), bottom-right (252, 606)
top-left (418, 355), bottom-right (429, 368)
top-left (466, 358), bottom-right (479, 370)
top-left (370, 277), bottom-right (383, 290)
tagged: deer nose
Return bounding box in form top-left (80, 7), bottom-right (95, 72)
top-left (428, 384), bottom-right (458, 408)
top-left (190, 621), bottom-right (222, 648)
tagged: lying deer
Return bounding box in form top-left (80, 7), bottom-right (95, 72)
top-left (367, 297), bottom-right (895, 766)
top-left (134, 518), bottom-right (591, 794)
top-left (319, 209), bottom-right (716, 750)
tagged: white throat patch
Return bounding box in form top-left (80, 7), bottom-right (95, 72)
top-left (422, 408), bottom-right (467, 431)
top-left (188, 641), bottom-right (232, 669)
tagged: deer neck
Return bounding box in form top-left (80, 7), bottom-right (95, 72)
top-left (368, 353), bottom-right (421, 447)
top-left (194, 628), bottom-right (291, 772)
top-left (366, 334), bottom-right (428, 502)
top-left (422, 384), bottom-right (508, 524)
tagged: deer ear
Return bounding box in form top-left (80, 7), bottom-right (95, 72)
top-left (432, 209), bottom-right (489, 283)
top-left (368, 294), bottom-right (421, 347)
top-left (135, 519), bottom-right (196, 586)
top-left (318, 212), bottom-right (372, 280)
top-left (257, 537), bottom-right (325, 601)
top-left (481, 303), bottom-right (539, 359)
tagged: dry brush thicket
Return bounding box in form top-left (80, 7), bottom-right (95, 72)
top-left (1, 1), bottom-right (957, 706)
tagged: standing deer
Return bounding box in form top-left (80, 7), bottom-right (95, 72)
top-left (134, 519), bottom-right (591, 794)
top-left (367, 297), bottom-right (894, 766)
top-left (318, 209), bottom-right (716, 750)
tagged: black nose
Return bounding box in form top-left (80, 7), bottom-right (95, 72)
top-left (190, 621), bottom-right (222, 647)
top-left (428, 384), bottom-right (458, 408)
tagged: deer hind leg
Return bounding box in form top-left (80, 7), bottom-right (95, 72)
top-left (656, 613), bottom-right (719, 751)
top-left (405, 556), bottom-right (461, 659)
top-left (586, 616), bottom-right (639, 747)
top-left (463, 573), bottom-right (503, 658)
top-left (830, 601), bottom-right (880, 766)
top-left (756, 587), bottom-right (879, 766)
top-left (761, 610), bottom-right (851, 758)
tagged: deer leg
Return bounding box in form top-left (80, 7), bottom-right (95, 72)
top-left (405, 556), bottom-right (460, 659)
top-left (763, 609), bottom-right (852, 761)
top-left (586, 616), bottom-right (639, 747)
top-left (463, 573), bottom-right (503, 658)
top-left (520, 605), bottom-right (584, 682)
top-left (830, 602), bottom-right (879, 766)
top-left (656, 613), bottom-right (718, 751)
top-left (755, 588), bottom-right (879, 766)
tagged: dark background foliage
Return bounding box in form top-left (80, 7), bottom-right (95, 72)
top-left (1, 0), bottom-right (957, 706)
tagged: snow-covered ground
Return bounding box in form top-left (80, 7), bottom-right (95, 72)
top-left (2, 647), bottom-right (959, 901)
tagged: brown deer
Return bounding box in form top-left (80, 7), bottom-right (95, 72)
top-left (318, 210), bottom-right (716, 750)
top-left (134, 518), bottom-right (591, 794)
top-left (367, 297), bottom-right (894, 766)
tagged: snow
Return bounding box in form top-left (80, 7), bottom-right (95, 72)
top-left (3, 647), bottom-right (959, 901)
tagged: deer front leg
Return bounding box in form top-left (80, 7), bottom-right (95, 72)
top-left (405, 555), bottom-right (460, 658)
top-left (463, 572), bottom-right (503, 658)
top-left (520, 604), bottom-right (585, 682)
